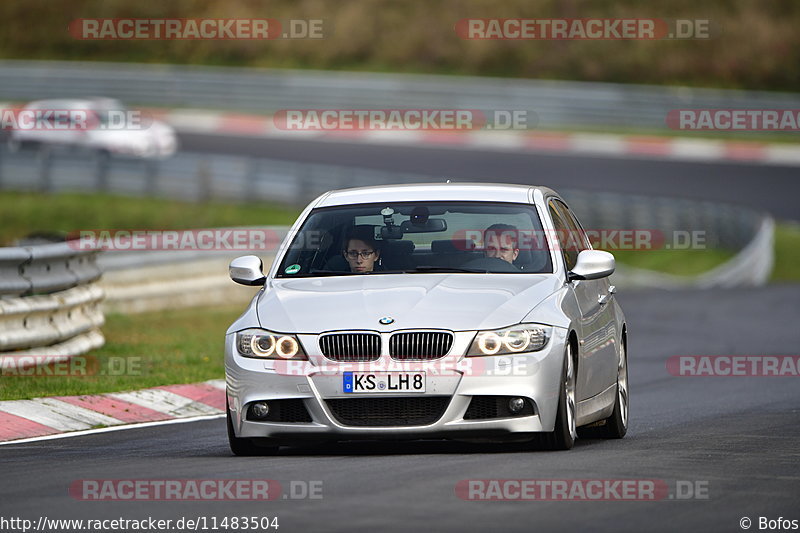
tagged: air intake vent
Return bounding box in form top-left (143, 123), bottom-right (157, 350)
top-left (326, 397), bottom-right (450, 426)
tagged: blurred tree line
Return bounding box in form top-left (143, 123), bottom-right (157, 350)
top-left (0, 0), bottom-right (797, 91)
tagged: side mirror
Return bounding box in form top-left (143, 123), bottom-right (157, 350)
top-left (568, 250), bottom-right (615, 281)
top-left (229, 255), bottom-right (266, 286)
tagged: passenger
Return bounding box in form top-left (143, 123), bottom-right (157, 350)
top-left (484, 223), bottom-right (519, 265)
top-left (343, 227), bottom-right (381, 273)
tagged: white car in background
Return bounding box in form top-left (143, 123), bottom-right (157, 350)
top-left (7, 98), bottom-right (177, 159)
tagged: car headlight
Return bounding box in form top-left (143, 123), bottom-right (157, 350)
top-left (467, 325), bottom-right (550, 356)
top-left (236, 328), bottom-right (307, 360)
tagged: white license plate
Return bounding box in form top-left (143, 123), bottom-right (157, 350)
top-left (343, 372), bottom-right (426, 393)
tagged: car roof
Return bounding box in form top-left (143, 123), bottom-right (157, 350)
top-left (314, 182), bottom-right (558, 207)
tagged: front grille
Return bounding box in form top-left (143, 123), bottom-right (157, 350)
top-left (247, 399), bottom-right (313, 423)
top-left (319, 333), bottom-right (381, 362)
top-left (463, 396), bottom-right (536, 420)
top-left (326, 396), bottom-right (450, 427)
top-left (389, 331), bottom-right (453, 360)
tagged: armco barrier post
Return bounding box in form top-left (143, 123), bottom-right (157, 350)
top-left (96, 152), bottom-right (110, 191)
top-left (145, 158), bottom-right (158, 196)
top-left (38, 148), bottom-right (53, 193)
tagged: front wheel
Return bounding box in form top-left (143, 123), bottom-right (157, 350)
top-left (538, 343), bottom-right (577, 450)
top-left (595, 341), bottom-right (628, 439)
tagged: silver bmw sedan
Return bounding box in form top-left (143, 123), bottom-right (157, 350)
top-left (225, 183), bottom-right (628, 454)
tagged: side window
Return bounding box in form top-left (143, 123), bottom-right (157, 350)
top-left (548, 201), bottom-right (579, 271)
top-left (554, 200), bottom-right (591, 253)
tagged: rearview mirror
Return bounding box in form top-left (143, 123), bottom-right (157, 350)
top-left (568, 250), bottom-right (615, 281)
top-left (230, 255), bottom-right (266, 286)
top-left (399, 218), bottom-right (447, 233)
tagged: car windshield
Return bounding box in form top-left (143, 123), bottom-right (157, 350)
top-left (276, 201), bottom-right (553, 277)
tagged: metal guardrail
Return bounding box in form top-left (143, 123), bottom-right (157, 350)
top-left (1, 60), bottom-right (799, 130)
top-left (0, 285), bottom-right (104, 352)
top-left (0, 241), bottom-right (104, 364)
top-left (0, 241), bottom-right (102, 297)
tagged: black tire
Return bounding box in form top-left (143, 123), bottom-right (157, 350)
top-left (226, 399), bottom-right (279, 456)
top-left (594, 340), bottom-right (629, 439)
top-left (538, 344), bottom-right (577, 450)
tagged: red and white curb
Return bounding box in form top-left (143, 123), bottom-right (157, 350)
top-left (159, 109), bottom-right (800, 167)
top-left (0, 379), bottom-right (226, 443)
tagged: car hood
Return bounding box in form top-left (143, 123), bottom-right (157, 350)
top-left (257, 274), bottom-right (561, 333)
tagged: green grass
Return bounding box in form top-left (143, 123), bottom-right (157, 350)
top-left (0, 191), bottom-right (301, 246)
top-left (771, 222), bottom-right (800, 282)
top-left (606, 222), bottom-right (800, 279)
top-left (606, 248), bottom-right (736, 277)
top-left (0, 305), bottom-right (241, 401)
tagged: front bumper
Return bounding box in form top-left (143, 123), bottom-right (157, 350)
top-left (225, 328), bottom-right (568, 442)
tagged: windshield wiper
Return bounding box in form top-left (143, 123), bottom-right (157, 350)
top-left (403, 266), bottom-right (489, 273)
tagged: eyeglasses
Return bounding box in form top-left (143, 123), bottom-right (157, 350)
top-left (345, 250), bottom-right (376, 259)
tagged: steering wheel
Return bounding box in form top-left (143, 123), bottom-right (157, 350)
top-left (462, 256), bottom-right (521, 272)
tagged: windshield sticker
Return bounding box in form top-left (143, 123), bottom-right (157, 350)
top-left (284, 264), bottom-right (301, 275)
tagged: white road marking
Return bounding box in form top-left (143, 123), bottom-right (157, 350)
top-left (0, 398), bottom-right (122, 432)
top-left (204, 379), bottom-right (227, 390)
top-left (670, 139), bottom-right (726, 160)
top-left (570, 133), bottom-right (627, 155)
top-left (165, 110), bottom-right (221, 132)
top-left (108, 388), bottom-right (222, 417)
top-left (765, 144), bottom-right (800, 166)
top-left (0, 414), bottom-right (225, 446)
top-left (467, 131), bottom-right (527, 150)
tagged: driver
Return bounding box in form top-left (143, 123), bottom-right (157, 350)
top-left (484, 224), bottom-right (519, 265)
top-left (343, 227), bottom-right (381, 273)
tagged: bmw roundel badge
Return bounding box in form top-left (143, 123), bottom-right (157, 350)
top-left (379, 316), bottom-right (394, 325)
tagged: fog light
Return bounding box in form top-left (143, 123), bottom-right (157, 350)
top-left (250, 401), bottom-right (270, 420)
top-left (508, 397), bottom-right (525, 414)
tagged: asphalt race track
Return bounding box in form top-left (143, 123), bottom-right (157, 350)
top-left (178, 132), bottom-right (800, 220)
top-left (2, 285), bottom-right (798, 532)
